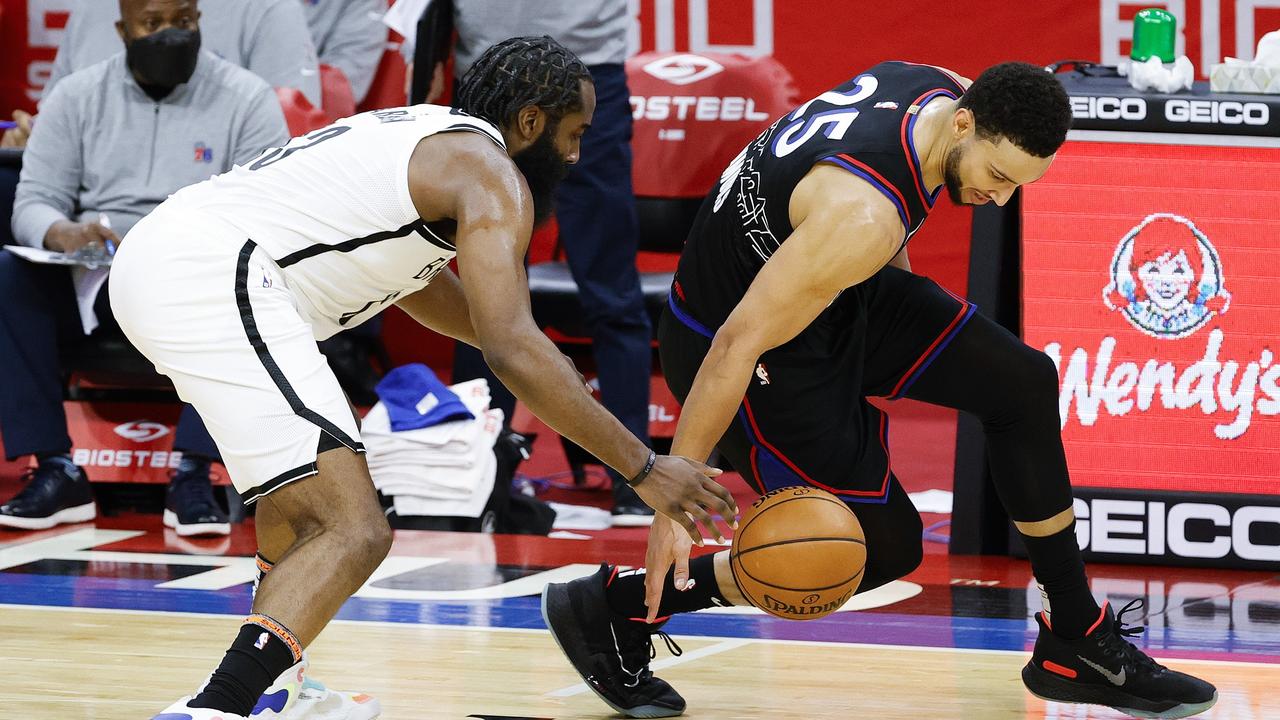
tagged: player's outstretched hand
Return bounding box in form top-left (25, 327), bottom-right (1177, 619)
top-left (631, 455), bottom-right (737, 544)
top-left (643, 513), bottom-right (693, 623)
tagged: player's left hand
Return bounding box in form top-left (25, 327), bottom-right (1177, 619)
top-left (643, 513), bottom-right (694, 623)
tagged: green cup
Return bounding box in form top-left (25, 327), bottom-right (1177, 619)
top-left (1132, 8), bottom-right (1177, 63)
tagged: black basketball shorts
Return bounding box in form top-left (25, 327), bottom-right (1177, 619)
top-left (660, 265), bottom-right (974, 504)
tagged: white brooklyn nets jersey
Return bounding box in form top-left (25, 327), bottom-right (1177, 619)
top-left (168, 104), bottom-right (506, 339)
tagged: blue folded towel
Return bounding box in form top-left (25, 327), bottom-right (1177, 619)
top-left (374, 363), bottom-right (475, 432)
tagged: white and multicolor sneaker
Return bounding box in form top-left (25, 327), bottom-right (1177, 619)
top-left (247, 655), bottom-right (381, 719)
top-left (246, 658), bottom-right (307, 717)
top-left (151, 697), bottom-right (248, 719)
top-left (282, 676), bottom-right (381, 720)
top-left (177, 653), bottom-right (379, 719)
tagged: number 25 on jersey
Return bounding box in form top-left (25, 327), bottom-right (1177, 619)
top-left (771, 74), bottom-right (878, 158)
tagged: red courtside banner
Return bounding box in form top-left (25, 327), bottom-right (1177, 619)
top-left (1022, 139), bottom-right (1280, 498)
top-left (0, 0), bottom-right (70, 115)
top-left (627, 51), bottom-right (798, 198)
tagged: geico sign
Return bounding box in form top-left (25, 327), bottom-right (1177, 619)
top-left (1165, 99), bottom-right (1269, 125)
top-left (630, 95), bottom-right (770, 122)
top-left (1070, 95), bottom-right (1147, 121)
top-left (1075, 497), bottom-right (1280, 562)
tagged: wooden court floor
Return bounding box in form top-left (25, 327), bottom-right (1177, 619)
top-left (3, 605), bottom-right (1277, 720)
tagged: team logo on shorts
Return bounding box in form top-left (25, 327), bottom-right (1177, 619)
top-left (1102, 213), bottom-right (1230, 340)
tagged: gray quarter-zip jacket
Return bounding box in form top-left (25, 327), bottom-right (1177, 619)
top-left (45, 0), bottom-right (321, 107)
top-left (13, 51), bottom-right (290, 248)
top-left (301, 0), bottom-right (387, 104)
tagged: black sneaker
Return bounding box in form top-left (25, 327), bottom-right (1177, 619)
top-left (0, 457), bottom-right (96, 530)
top-left (542, 564), bottom-right (686, 718)
top-left (612, 482), bottom-right (656, 527)
top-left (164, 459), bottom-right (230, 537)
top-left (1023, 600), bottom-right (1218, 719)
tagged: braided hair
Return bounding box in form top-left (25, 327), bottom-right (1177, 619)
top-left (455, 36), bottom-right (591, 130)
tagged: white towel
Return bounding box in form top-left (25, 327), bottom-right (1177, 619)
top-left (365, 382), bottom-right (506, 518)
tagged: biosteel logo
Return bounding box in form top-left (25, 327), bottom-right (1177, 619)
top-left (1047, 213), bottom-right (1279, 440)
top-left (641, 53), bottom-right (724, 85)
top-left (113, 421), bottom-right (171, 443)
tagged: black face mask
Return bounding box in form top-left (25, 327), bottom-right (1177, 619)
top-left (512, 125), bottom-right (572, 226)
top-left (125, 27), bottom-right (201, 98)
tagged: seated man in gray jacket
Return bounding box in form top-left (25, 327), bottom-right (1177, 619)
top-left (0, 0), bottom-right (287, 538)
top-left (46, 0), bottom-right (321, 107)
top-left (1, 0), bottom-right (320, 150)
top-left (302, 0), bottom-right (387, 106)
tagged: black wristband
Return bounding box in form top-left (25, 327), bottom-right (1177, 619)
top-left (627, 449), bottom-right (657, 487)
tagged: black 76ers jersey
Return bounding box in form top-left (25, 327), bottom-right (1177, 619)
top-left (674, 61), bottom-right (966, 327)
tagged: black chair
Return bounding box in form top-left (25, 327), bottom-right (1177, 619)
top-left (526, 196), bottom-right (702, 340)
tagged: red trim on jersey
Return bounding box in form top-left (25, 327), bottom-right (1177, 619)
top-left (900, 88), bottom-right (958, 210)
top-left (830, 153), bottom-right (913, 228)
top-left (888, 294), bottom-right (971, 398)
top-left (742, 397), bottom-right (891, 499)
top-left (746, 445), bottom-right (766, 495)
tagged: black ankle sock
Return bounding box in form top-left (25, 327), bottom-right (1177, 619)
top-left (1022, 523), bottom-right (1102, 639)
top-left (603, 555), bottom-right (729, 622)
top-left (190, 614), bottom-right (301, 714)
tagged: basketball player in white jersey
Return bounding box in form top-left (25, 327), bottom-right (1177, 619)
top-left (110, 37), bottom-right (738, 720)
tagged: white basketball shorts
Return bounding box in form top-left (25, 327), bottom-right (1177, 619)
top-left (109, 200), bottom-right (364, 503)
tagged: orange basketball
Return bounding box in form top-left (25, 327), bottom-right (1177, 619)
top-left (729, 486), bottom-right (866, 620)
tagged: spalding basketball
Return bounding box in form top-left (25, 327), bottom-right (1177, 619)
top-left (729, 486), bottom-right (866, 620)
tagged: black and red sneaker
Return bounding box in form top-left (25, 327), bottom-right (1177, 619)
top-left (1023, 599), bottom-right (1217, 719)
top-left (542, 564), bottom-right (686, 718)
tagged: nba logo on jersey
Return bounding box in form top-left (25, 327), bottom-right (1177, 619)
top-left (193, 143), bottom-right (214, 163)
top-left (255, 632), bottom-right (270, 650)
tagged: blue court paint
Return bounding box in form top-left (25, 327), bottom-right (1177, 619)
top-left (2, 571), bottom-right (1277, 664)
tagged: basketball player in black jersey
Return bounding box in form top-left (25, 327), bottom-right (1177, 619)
top-left (542, 62), bottom-right (1217, 719)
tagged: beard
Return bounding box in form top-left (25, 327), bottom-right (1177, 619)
top-left (943, 144), bottom-right (965, 205)
top-left (512, 127), bottom-right (571, 226)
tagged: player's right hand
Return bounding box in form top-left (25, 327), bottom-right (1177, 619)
top-left (631, 454), bottom-right (737, 545)
top-left (43, 220), bottom-right (120, 254)
top-left (643, 513), bottom-right (694, 623)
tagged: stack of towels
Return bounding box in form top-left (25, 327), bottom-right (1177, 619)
top-left (363, 364), bottom-right (504, 519)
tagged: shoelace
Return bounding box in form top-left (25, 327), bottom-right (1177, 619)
top-left (170, 467), bottom-right (219, 514)
top-left (614, 624), bottom-right (684, 688)
top-left (1097, 599), bottom-right (1164, 673)
top-left (649, 630), bottom-right (684, 661)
